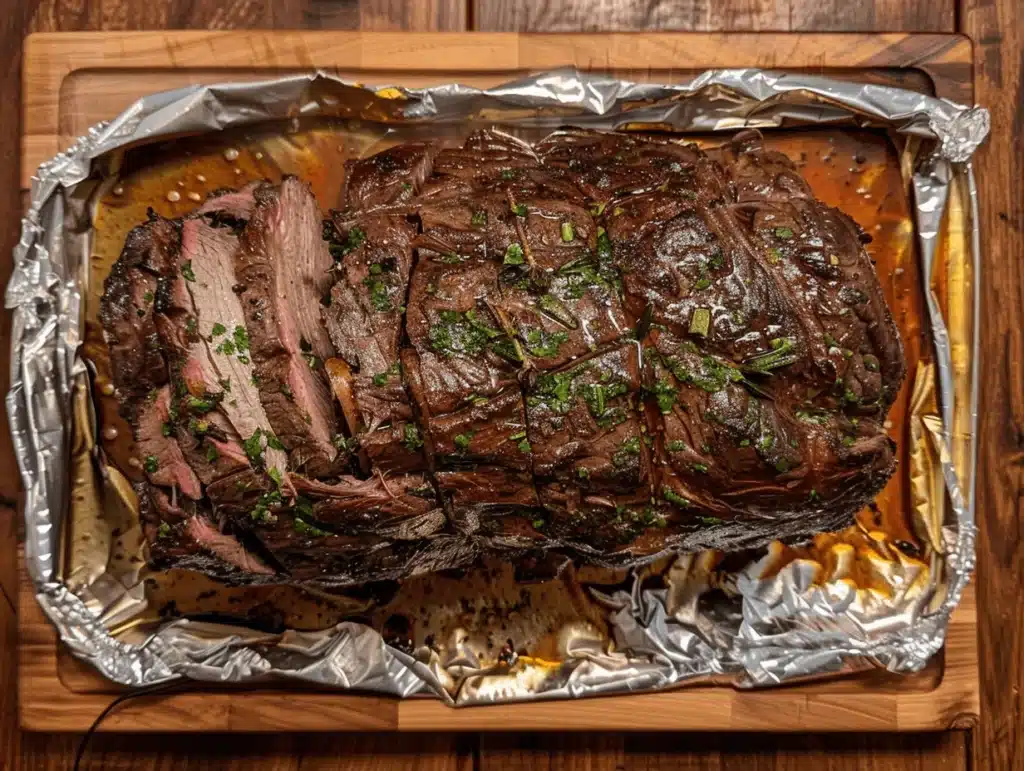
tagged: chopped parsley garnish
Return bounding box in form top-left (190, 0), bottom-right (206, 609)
top-left (180, 261), bottom-right (196, 282)
top-left (863, 354), bottom-right (880, 372)
top-left (185, 317), bottom-right (198, 336)
top-left (666, 440), bottom-right (687, 452)
top-left (511, 202), bottom-right (528, 217)
top-left (332, 434), bottom-right (357, 453)
top-left (699, 516), bottom-right (724, 526)
top-left (523, 327), bottom-right (569, 358)
top-left (690, 307), bottom-right (711, 337)
top-left (435, 252), bottom-right (466, 264)
top-left (500, 168), bottom-right (517, 180)
top-left (362, 276), bottom-right (393, 312)
top-left (160, 422), bottom-right (172, 437)
top-left (536, 293), bottom-right (578, 329)
top-left (250, 489), bottom-right (283, 524)
top-left (403, 424), bottom-right (424, 452)
top-left (243, 429), bottom-right (266, 465)
top-left (767, 247), bottom-right (782, 265)
top-left (663, 488), bottom-right (691, 508)
top-left (211, 322), bottom-right (226, 337)
top-left (774, 227), bottom-right (794, 239)
top-left (692, 463), bottom-right (709, 474)
top-left (185, 395), bottom-right (217, 413)
top-left (372, 362), bottom-right (401, 386)
top-left (156, 522), bottom-right (171, 539)
top-left (268, 466), bottom-right (284, 487)
top-left (651, 379), bottom-right (676, 414)
top-left (205, 443), bottom-right (219, 463)
top-left (428, 308), bottom-right (508, 358)
top-left (471, 210), bottom-right (488, 227)
top-left (326, 225), bottom-right (366, 261)
top-left (694, 276), bottom-right (711, 291)
top-left (294, 517), bottom-right (326, 537)
top-left (143, 455), bottom-right (159, 473)
top-left (453, 432), bottom-right (474, 453)
top-left (744, 337), bottom-right (798, 372)
top-left (612, 436), bottom-right (641, 467)
top-left (504, 243), bottom-right (525, 265)
top-left (143, 290), bottom-right (154, 303)
top-left (518, 438), bottom-right (532, 454)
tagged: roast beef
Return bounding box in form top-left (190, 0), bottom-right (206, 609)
top-left (101, 128), bottom-right (905, 586)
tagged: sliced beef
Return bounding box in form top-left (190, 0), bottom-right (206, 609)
top-left (140, 484), bottom-right (275, 579)
top-left (342, 141), bottom-right (436, 210)
top-left (105, 128), bottom-right (906, 587)
top-left (135, 387), bottom-right (203, 500)
top-left (235, 177), bottom-right (338, 474)
top-left (99, 213), bottom-right (180, 405)
top-left (322, 213), bottom-right (416, 376)
top-left (183, 214), bottom-right (287, 478)
top-left (524, 345), bottom-right (649, 493)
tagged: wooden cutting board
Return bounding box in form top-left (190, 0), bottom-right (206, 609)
top-left (18, 30), bottom-right (979, 732)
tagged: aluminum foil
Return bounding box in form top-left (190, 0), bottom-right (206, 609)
top-left (8, 69), bottom-right (988, 704)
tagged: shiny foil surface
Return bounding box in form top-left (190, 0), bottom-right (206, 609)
top-left (7, 69), bottom-right (988, 702)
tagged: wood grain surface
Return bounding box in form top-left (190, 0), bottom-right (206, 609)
top-left (1, 0), bottom-right (1019, 769)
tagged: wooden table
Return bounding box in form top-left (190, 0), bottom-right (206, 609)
top-left (0, 1), bottom-right (1019, 769)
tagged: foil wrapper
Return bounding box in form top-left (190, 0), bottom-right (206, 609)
top-left (8, 69), bottom-right (987, 703)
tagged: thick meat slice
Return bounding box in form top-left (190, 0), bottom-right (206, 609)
top-left (195, 181), bottom-right (260, 220)
top-left (135, 387), bottom-right (202, 500)
top-left (140, 485), bottom-right (274, 579)
top-left (403, 258), bottom-right (519, 415)
top-left (184, 215), bottom-right (287, 477)
top-left (524, 345), bottom-right (649, 493)
top-left (434, 468), bottom-right (541, 540)
top-left (714, 131), bottom-right (905, 412)
top-left (643, 329), bottom-right (896, 519)
top-left (323, 213), bottom-right (416, 377)
top-left (99, 214), bottom-right (180, 404)
top-left (425, 387), bottom-right (530, 470)
top-left (236, 177), bottom-right (338, 474)
top-left (174, 411), bottom-right (251, 488)
top-left (342, 141), bottom-right (436, 210)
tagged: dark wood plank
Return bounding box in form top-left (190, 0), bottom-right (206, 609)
top-left (961, 0), bottom-right (1024, 769)
top-left (29, 0), bottom-right (466, 32)
top-left (17, 733), bottom-right (471, 770)
top-left (471, 0), bottom-right (954, 33)
top-left (478, 733), bottom-right (971, 770)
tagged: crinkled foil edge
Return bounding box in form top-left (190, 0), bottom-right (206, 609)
top-left (7, 69), bottom-right (988, 699)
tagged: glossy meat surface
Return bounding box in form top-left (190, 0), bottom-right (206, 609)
top-left (102, 128), bottom-right (904, 586)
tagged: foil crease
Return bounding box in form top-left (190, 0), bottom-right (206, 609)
top-left (8, 69), bottom-right (987, 702)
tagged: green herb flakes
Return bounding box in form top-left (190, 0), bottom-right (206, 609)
top-left (774, 227), bottom-right (794, 239)
top-left (403, 424), bottom-right (424, 452)
top-left (181, 261), bottom-right (196, 282)
top-left (453, 432), bottom-right (474, 453)
top-left (471, 210), bottom-right (488, 227)
top-left (504, 243), bottom-right (525, 265)
top-left (690, 307), bottom-right (711, 337)
top-left (662, 487), bottom-right (691, 508)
